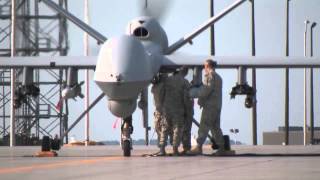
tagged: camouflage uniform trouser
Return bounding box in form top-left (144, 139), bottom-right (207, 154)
top-left (182, 115), bottom-right (193, 150)
top-left (197, 107), bottom-right (224, 147)
top-left (159, 112), bottom-right (184, 148)
top-left (154, 111), bottom-right (163, 147)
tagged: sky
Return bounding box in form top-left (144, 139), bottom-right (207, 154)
top-left (49, 0), bottom-right (320, 145)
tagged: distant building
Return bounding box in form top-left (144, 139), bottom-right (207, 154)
top-left (263, 126), bottom-right (320, 145)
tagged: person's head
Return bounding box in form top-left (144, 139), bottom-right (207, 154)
top-left (204, 59), bottom-right (216, 74)
top-left (179, 66), bottom-right (188, 77)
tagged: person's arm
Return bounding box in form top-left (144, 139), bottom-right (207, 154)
top-left (189, 74), bottom-right (215, 98)
top-left (197, 84), bottom-right (213, 98)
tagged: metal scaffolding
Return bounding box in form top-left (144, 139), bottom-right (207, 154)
top-left (0, 0), bottom-right (69, 145)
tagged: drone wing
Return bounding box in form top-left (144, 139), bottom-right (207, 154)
top-left (0, 56), bottom-right (97, 69)
top-left (162, 54), bottom-right (320, 69)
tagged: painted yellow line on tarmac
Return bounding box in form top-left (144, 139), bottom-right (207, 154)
top-left (0, 156), bottom-right (124, 174)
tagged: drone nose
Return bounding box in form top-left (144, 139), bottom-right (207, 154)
top-left (115, 36), bottom-right (147, 81)
top-left (94, 35), bottom-right (154, 100)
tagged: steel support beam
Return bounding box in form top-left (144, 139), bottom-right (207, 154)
top-left (10, 0), bottom-right (16, 147)
top-left (41, 0), bottom-right (107, 44)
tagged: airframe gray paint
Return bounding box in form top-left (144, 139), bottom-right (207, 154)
top-left (3, 15), bottom-right (320, 119)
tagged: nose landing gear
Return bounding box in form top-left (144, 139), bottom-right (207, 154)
top-left (121, 116), bottom-right (133, 157)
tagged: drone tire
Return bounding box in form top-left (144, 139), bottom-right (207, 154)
top-left (123, 140), bottom-right (131, 157)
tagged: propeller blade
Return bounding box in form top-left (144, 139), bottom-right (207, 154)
top-left (137, 0), bottom-right (172, 21)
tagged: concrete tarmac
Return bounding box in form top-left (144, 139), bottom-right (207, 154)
top-left (1, 145), bottom-right (320, 180)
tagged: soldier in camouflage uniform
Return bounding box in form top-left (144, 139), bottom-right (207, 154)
top-left (151, 74), bottom-right (167, 149)
top-left (158, 69), bottom-right (189, 156)
top-left (187, 59), bottom-right (225, 155)
top-left (180, 68), bottom-right (193, 154)
top-left (182, 97), bottom-right (193, 153)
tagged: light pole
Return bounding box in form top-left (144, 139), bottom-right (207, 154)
top-left (249, 0), bottom-right (257, 146)
top-left (303, 20), bottom-right (309, 146)
top-left (210, 0), bottom-right (215, 56)
top-left (284, 0), bottom-right (290, 145)
top-left (310, 22), bottom-right (316, 144)
top-left (84, 0), bottom-right (90, 146)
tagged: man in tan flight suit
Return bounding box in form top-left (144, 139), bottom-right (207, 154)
top-left (158, 68), bottom-right (189, 156)
top-left (187, 59), bottom-right (225, 155)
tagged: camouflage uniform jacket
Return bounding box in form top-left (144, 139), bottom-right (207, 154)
top-left (163, 73), bottom-right (189, 116)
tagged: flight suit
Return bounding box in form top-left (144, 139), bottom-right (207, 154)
top-left (190, 69), bottom-right (224, 152)
top-left (159, 73), bottom-right (189, 153)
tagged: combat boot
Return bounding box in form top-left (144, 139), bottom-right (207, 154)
top-left (158, 146), bottom-right (166, 156)
top-left (186, 145), bottom-right (202, 155)
top-left (180, 147), bottom-right (191, 155)
top-left (172, 146), bottom-right (180, 156)
top-left (213, 147), bottom-right (226, 156)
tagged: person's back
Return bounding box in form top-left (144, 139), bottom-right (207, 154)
top-left (151, 80), bottom-right (165, 113)
top-left (159, 72), bottom-right (189, 155)
top-left (163, 74), bottom-right (187, 116)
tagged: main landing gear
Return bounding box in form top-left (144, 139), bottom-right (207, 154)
top-left (121, 116), bottom-right (133, 157)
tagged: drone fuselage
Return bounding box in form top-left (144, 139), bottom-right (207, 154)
top-left (94, 17), bottom-right (168, 117)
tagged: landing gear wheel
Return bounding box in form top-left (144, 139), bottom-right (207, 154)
top-left (123, 140), bottom-right (131, 157)
top-left (121, 116), bottom-right (133, 157)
